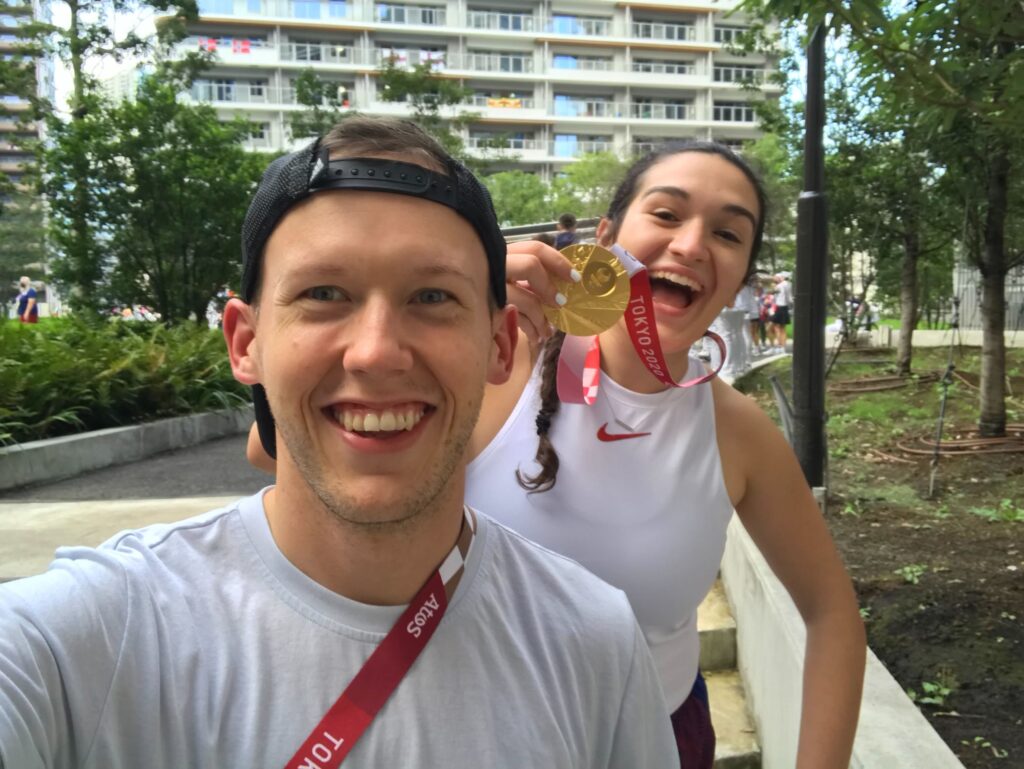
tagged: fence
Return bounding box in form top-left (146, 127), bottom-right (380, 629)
top-left (952, 263), bottom-right (1024, 331)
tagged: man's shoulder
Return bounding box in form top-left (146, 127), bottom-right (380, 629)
top-left (474, 511), bottom-right (634, 624)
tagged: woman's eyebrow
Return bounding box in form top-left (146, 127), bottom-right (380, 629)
top-left (642, 186), bottom-right (757, 228)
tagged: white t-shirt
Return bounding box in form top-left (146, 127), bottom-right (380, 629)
top-left (467, 356), bottom-right (735, 710)
top-left (775, 280), bottom-right (792, 307)
top-left (0, 491), bottom-right (679, 769)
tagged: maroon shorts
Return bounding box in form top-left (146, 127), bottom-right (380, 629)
top-left (19, 315), bottom-right (38, 324)
top-left (669, 672), bottom-right (715, 768)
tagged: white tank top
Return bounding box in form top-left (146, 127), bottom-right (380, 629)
top-left (466, 354), bottom-right (735, 710)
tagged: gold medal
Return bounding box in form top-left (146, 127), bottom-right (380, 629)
top-left (543, 244), bottom-right (631, 336)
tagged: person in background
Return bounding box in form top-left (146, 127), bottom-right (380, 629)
top-left (16, 276), bottom-right (38, 324)
top-left (554, 212), bottom-right (579, 249)
top-left (770, 271), bottom-right (793, 352)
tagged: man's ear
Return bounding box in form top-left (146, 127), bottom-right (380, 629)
top-left (222, 298), bottom-right (262, 386)
top-left (487, 305), bottom-right (519, 386)
top-left (595, 217), bottom-right (614, 246)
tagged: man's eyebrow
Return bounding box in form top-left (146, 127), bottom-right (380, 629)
top-left (407, 263), bottom-right (478, 284)
top-left (642, 185), bottom-right (757, 229)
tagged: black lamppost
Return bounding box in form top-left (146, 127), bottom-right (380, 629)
top-left (791, 23), bottom-right (828, 488)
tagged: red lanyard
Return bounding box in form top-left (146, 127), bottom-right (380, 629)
top-left (284, 508), bottom-right (475, 769)
top-left (557, 245), bottom-right (725, 405)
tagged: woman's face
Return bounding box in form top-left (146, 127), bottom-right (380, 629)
top-left (598, 151), bottom-right (760, 353)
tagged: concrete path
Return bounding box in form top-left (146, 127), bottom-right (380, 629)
top-left (0, 434), bottom-right (268, 580)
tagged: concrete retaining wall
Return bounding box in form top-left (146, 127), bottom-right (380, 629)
top-left (0, 406), bottom-right (254, 492)
top-left (720, 517), bottom-right (965, 769)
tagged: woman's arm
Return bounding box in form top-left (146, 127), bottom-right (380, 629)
top-left (715, 382), bottom-right (866, 769)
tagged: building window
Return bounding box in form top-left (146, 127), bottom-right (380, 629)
top-left (713, 101), bottom-right (756, 122)
top-left (250, 122), bottom-right (269, 141)
top-left (714, 65), bottom-right (763, 83)
top-left (293, 0), bottom-right (321, 19)
top-left (213, 79), bottom-right (235, 101)
top-left (551, 14), bottom-right (608, 36)
top-left (328, 0), bottom-right (346, 16)
top-left (246, 0), bottom-right (263, 13)
top-left (295, 41), bottom-right (323, 61)
top-left (198, 0), bottom-right (233, 14)
top-left (633, 58), bottom-right (693, 75)
top-left (553, 54), bottom-right (577, 70)
top-left (714, 26), bottom-right (745, 45)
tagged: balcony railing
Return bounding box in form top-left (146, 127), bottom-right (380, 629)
top-left (632, 22), bottom-right (696, 41)
top-left (548, 17), bottom-right (610, 36)
top-left (375, 4), bottom-right (446, 26)
top-left (466, 136), bottom-right (544, 151)
top-left (191, 82), bottom-right (273, 103)
top-left (552, 99), bottom-right (622, 118)
top-left (714, 66), bottom-right (766, 83)
top-left (630, 101), bottom-right (695, 120)
top-left (466, 10), bottom-right (535, 32)
top-left (281, 41), bottom-right (357, 64)
top-left (552, 57), bottom-right (612, 72)
top-left (452, 52), bottom-right (533, 73)
top-left (632, 60), bottom-right (695, 76)
top-left (470, 94), bottom-right (536, 109)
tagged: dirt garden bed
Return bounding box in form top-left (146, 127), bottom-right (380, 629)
top-left (736, 345), bottom-right (1024, 769)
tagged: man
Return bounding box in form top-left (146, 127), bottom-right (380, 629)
top-left (16, 276), bottom-right (38, 323)
top-left (0, 118), bottom-right (678, 768)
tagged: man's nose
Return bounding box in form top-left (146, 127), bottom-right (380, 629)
top-left (341, 299), bottom-right (414, 375)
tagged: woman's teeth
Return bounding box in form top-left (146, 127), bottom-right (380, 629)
top-left (648, 270), bottom-right (702, 292)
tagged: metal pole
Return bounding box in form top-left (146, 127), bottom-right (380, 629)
top-left (792, 24), bottom-right (829, 487)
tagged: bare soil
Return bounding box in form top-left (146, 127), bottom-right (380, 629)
top-left (737, 345), bottom-right (1024, 768)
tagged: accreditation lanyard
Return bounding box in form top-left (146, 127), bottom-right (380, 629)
top-left (557, 244), bottom-right (726, 406)
top-left (283, 508), bottom-right (476, 769)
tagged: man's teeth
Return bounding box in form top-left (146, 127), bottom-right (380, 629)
top-left (649, 271), bottom-right (701, 291)
top-left (337, 407), bottom-right (424, 432)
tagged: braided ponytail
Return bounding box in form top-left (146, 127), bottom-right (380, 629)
top-left (515, 332), bottom-right (565, 493)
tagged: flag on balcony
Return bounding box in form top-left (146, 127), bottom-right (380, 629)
top-left (199, 37), bottom-right (217, 51)
top-left (232, 38), bottom-right (251, 53)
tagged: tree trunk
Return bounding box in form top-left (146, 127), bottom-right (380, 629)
top-left (978, 146), bottom-right (1008, 437)
top-left (68, 0), bottom-right (97, 312)
top-left (897, 226), bottom-right (920, 376)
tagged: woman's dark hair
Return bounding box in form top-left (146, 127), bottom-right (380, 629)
top-left (517, 140), bottom-right (767, 493)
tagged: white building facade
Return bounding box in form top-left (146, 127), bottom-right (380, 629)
top-left (163, 0), bottom-right (778, 174)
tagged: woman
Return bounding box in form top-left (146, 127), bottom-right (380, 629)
top-left (250, 141), bottom-right (865, 767)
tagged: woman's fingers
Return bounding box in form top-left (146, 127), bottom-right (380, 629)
top-left (507, 282), bottom-right (553, 344)
top-left (506, 241), bottom-right (581, 309)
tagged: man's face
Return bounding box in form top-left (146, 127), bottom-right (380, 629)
top-left (226, 187), bottom-right (515, 529)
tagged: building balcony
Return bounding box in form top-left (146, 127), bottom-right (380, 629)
top-left (632, 22), bottom-right (696, 42)
top-left (447, 52), bottom-right (534, 74)
top-left (551, 58), bottom-right (613, 73)
top-left (466, 10), bottom-right (536, 32)
top-left (281, 41), bottom-right (364, 65)
top-left (713, 66), bottom-right (766, 84)
top-left (632, 60), bottom-right (695, 76)
top-left (469, 94), bottom-right (537, 109)
top-left (546, 16), bottom-right (611, 37)
top-left (375, 3), bottom-right (446, 27)
top-left (552, 99), bottom-right (624, 119)
top-left (630, 101), bottom-right (695, 120)
top-left (191, 81), bottom-right (274, 104)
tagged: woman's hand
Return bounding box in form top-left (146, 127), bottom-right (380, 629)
top-left (505, 240), bottom-right (580, 346)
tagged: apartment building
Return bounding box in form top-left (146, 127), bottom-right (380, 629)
top-left (1, 0), bottom-right (52, 187)
top-left (163, 0), bottom-right (779, 175)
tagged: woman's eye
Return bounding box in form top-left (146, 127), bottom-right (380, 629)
top-left (415, 288), bottom-right (451, 305)
top-left (306, 286), bottom-right (344, 301)
top-left (652, 209), bottom-right (678, 222)
top-left (717, 230), bottom-right (742, 244)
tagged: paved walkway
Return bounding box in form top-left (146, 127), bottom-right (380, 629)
top-left (0, 434), bottom-right (268, 580)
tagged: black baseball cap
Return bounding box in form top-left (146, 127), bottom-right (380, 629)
top-left (240, 135), bottom-right (507, 459)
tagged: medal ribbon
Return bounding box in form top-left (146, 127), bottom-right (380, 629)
top-left (557, 245), bottom-right (726, 405)
top-left (283, 508), bottom-right (476, 769)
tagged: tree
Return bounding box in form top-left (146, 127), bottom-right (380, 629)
top-left (0, 190), bottom-right (48, 292)
top-left (47, 66), bottom-right (266, 324)
top-left (376, 58), bottom-right (474, 162)
top-left (483, 171), bottom-right (552, 227)
top-left (743, 0), bottom-right (1024, 436)
top-left (27, 0), bottom-right (198, 313)
top-left (550, 152), bottom-right (630, 220)
top-left (288, 67), bottom-right (351, 141)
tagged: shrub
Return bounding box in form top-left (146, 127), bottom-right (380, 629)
top-left (0, 318), bottom-right (248, 445)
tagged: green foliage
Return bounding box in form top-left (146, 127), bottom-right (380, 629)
top-left (960, 736), bottom-right (1009, 759)
top-left (483, 171), bottom-right (552, 227)
top-left (376, 58), bottom-right (474, 162)
top-left (0, 317), bottom-right (247, 445)
top-left (894, 563), bottom-right (928, 584)
top-left (288, 68), bottom-right (351, 141)
top-left (42, 66), bottom-right (267, 325)
top-left (0, 190), bottom-right (47, 291)
top-left (549, 152), bottom-right (630, 220)
top-left (907, 674), bottom-right (956, 707)
top-left (968, 499), bottom-right (1024, 523)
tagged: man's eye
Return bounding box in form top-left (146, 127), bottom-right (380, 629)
top-left (306, 286), bottom-right (344, 301)
top-left (415, 288), bottom-right (451, 305)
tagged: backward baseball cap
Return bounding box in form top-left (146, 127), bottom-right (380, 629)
top-left (240, 122), bottom-right (508, 459)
